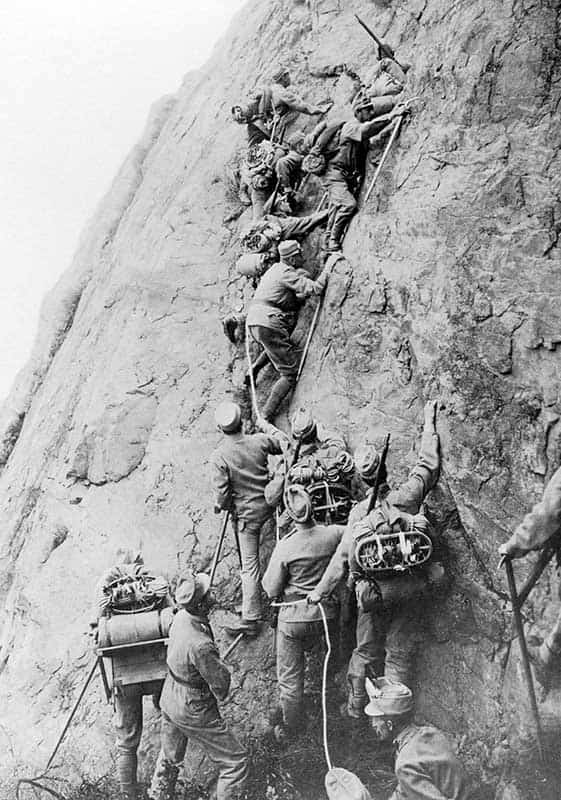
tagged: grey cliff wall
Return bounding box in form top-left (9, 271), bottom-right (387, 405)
top-left (0, 1), bottom-right (560, 797)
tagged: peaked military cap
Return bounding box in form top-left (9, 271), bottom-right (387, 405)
top-left (278, 239), bottom-right (301, 259)
top-left (215, 401), bottom-right (242, 433)
top-left (175, 572), bottom-right (211, 607)
top-left (354, 445), bottom-right (380, 479)
top-left (290, 407), bottom-right (316, 440)
top-left (364, 676), bottom-right (413, 717)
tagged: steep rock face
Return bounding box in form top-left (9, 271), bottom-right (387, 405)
top-left (0, 0), bottom-right (560, 797)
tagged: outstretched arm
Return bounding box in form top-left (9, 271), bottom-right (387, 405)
top-left (499, 466), bottom-right (561, 559)
top-left (388, 401), bottom-right (440, 514)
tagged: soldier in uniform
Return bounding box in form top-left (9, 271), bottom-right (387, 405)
top-left (93, 552), bottom-right (170, 800)
top-left (499, 464), bottom-right (561, 686)
top-left (262, 485), bottom-right (344, 740)
top-left (149, 572), bottom-right (248, 800)
top-left (211, 401), bottom-right (287, 636)
top-left (361, 677), bottom-right (472, 800)
top-left (308, 401), bottom-right (442, 717)
top-left (246, 241), bottom-right (334, 421)
top-left (322, 94), bottom-right (404, 251)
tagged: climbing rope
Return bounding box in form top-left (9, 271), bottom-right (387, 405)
top-left (270, 598), bottom-right (333, 770)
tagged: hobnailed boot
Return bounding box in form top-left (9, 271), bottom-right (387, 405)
top-left (148, 750), bottom-right (181, 800)
top-left (345, 676), bottom-right (367, 719)
top-left (262, 376), bottom-right (293, 421)
top-left (326, 213), bottom-right (350, 252)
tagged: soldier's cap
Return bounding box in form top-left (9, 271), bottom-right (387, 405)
top-left (325, 768), bottom-right (373, 800)
top-left (364, 676), bottom-right (414, 717)
top-left (354, 445), bottom-right (380, 479)
top-left (278, 239), bottom-right (301, 259)
top-left (352, 91), bottom-right (375, 115)
top-left (284, 484), bottom-right (313, 523)
top-left (175, 572), bottom-right (211, 607)
top-left (270, 64), bottom-right (290, 83)
top-left (290, 407), bottom-right (316, 440)
top-left (215, 401), bottom-right (242, 433)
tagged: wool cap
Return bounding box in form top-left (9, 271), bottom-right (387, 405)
top-left (364, 676), bottom-right (414, 717)
top-left (278, 239), bottom-right (301, 260)
top-left (354, 445), bottom-right (380, 479)
top-left (270, 64), bottom-right (290, 83)
top-left (175, 572), bottom-right (211, 608)
top-left (290, 407), bottom-right (316, 440)
top-left (215, 401), bottom-right (242, 433)
top-left (284, 484), bottom-right (313, 523)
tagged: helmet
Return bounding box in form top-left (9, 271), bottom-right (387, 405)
top-left (215, 401), bottom-right (242, 433)
top-left (175, 572), bottom-right (211, 608)
top-left (364, 676), bottom-right (413, 717)
top-left (354, 445), bottom-right (380, 479)
top-left (290, 408), bottom-right (316, 441)
top-left (284, 484), bottom-right (313, 523)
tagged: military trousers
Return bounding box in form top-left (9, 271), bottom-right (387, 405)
top-left (324, 173), bottom-right (358, 248)
top-left (277, 618), bottom-right (339, 731)
top-left (114, 682), bottom-right (161, 796)
top-left (249, 324), bottom-right (300, 381)
top-left (347, 599), bottom-right (423, 699)
top-left (156, 710), bottom-right (248, 800)
top-left (238, 511), bottom-right (273, 621)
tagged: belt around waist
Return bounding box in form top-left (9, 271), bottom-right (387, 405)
top-left (169, 669), bottom-right (209, 694)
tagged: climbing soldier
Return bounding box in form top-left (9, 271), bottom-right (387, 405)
top-left (499, 463), bottom-right (561, 688)
top-left (211, 401), bottom-right (287, 636)
top-left (308, 401), bottom-right (444, 718)
top-left (321, 94), bottom-right (405, 251)
top-left (246, 241), bottom-right (334, 421)
top-left (92, 552), bottom-right (171, 800)
top-left (262, 485), bottom-right (344, 741)
top-left (240, 209), bottom-right (328, 259)
top-left (360, 678), bottom-right (472, 800)
top-left (149, 572), bottom-right (248, 800)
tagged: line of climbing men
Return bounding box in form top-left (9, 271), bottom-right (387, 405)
top-left (88, 19), bottom-right (561, 800)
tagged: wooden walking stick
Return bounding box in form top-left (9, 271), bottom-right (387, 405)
top-left (504, 557), bottom-right (545, 762)
top-left (364, 116), bottom-right (402, 204)
top-left (209, 510), bottom-right (231, 588)
top-left (297, 297), bottom-right (323, 382)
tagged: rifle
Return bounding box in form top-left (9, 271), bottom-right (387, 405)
top-left (366, 433), bottom-right (391, 514)
top-left (354, 14), bottom-right (407, 72)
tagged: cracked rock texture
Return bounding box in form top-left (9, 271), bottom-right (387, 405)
top-left (0, 0), bottom-right (560, 797)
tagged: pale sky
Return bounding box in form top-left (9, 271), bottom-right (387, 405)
top-left (0, 0), bottom-right (246, 402)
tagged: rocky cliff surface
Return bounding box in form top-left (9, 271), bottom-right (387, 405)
top-left (1, 1), bottom-right (560, 798)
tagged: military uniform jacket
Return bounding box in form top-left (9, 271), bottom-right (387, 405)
top-left (504, 466), bottom-right (561, 557)
top-left (160, 610), bottom-right (230, 727)
top-left (391, 724), bottom-right (471, 800)
top-left (313, 425), bottom-right (440, 598)
top-left (247, 261), bottom-right (328, 332)
top-left (262, 522), bottom-right (344, 622)
top-left (326, 100), bottom-right (395, 184)
top-left (211, 431), bottom-right (282, 523)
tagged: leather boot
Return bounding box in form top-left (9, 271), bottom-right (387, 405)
top-left (148, 750), bottom-right (181, 800)
top-left (244, 350), bottom-right (270, 386)
top-left (327, 216), bottom-right (348, 251)
top-left (262, 376), bottom-right (293, 421)
top-left (345, 676), bottom-right (367, 719)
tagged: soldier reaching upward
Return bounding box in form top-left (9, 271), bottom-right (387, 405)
top-left (211, 401), bottom-right (287, 636)
top-left (308, 401), bottom-right (443, 718)
top-left (246, 241), bottom-right (334, 421)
